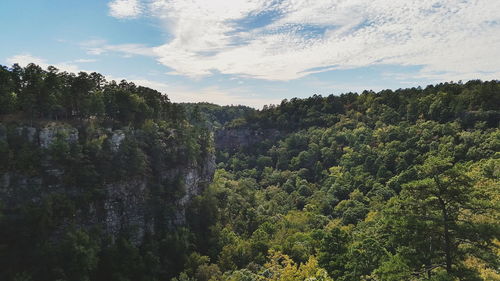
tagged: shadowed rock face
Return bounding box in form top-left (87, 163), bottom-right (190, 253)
top-left (10, 124), bottom-right (79, 148)
top-left (215, 128), bottom-right (281, 151)
top-left (101, 154), bottom-right (215, 244)
top-left (0, 123), bottom-right (216, 245)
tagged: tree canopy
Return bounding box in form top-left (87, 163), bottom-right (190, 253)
top-left (0, 64), bottom-right (499, 281)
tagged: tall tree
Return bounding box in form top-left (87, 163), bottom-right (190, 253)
top-left (386, 155), bottom-right (499, 278)
top-left (20, 63), bottom-right (45, 119)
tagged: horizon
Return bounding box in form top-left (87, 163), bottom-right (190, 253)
top-left (1, 62), bottom-right (492, 110)
top-left (1, 0), bottom-right (499, 109)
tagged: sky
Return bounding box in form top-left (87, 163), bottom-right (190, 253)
top-left (1, 0), bottom-right (499, 108)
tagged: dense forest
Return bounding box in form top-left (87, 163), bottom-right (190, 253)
top-left (0, 64), bottom-right (499, 281)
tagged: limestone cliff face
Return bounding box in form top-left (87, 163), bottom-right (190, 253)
top-left (215, 127), bottom-right (281, 151)
top-left (0, 122), bottom-right (216, 244)
top-left (101, 153), bottom-right (215, 244)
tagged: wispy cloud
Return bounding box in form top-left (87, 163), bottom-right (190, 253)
top-left (81, 39), bottom-right (155, 57)
top-left (106, 0), bottom-right (500, 81)
top-left (108, 0), bottom-right (143, 19)
top-left (131, 79), bottom-right (280, 108)
top-left (6, 54), bottom-right (83, 73)
top-left (72, 58), bottom-right (97, 63)
top-left (4, 54), bottom-right (274, 108)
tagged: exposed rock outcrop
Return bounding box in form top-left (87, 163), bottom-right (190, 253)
top-left (0, 122), bottom-right (216, 245)
top-left (100, 152), bottom-right (216, 244)
top-left (39, 124), bottom-right (79, 148)
top-left (215, 128), bottom-right (281, 151)
top-left (109, 130), bottom-right (126, 151)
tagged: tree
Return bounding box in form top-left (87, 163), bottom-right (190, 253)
top-left (318, 227), bottom-right (350, 280)
top-left (0, 65), bottom-right (17, 114)
top-left (262, 251), bottom-right (333, 281)
top-left (389, 155), bottom-right (499, 278)
top-left (372, 254), bottom-right (413, 281)
top-left (57, 229), bottom-right (100, 281)
top-left (20, 63), bottom-right (45, 119)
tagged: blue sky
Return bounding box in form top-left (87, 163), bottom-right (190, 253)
top-left (1, 0), bottom-right (499, 108)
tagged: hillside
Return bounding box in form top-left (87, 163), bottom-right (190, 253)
top-left (0, 64), bottom-right (499, 281)
top-left (208, 81), bottom-right (499, 280)
top-left (0, 64), bottom-right (216, 280)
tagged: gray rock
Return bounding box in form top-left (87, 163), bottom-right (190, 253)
top-left (104, 179), bottom-right (149, 244)
top-left (39, 125), bottom-right (78, 149)
top-left (110, 130), bottom-right (126, 151)
top-left (215, 128), bottom-right (281, 151)
top-left (0, 123), bottom-right (216, 247)
top-left (16, 126), bottom-right (37, 143)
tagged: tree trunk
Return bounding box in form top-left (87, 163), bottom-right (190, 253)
top-left (438, 196), bottom-right (453, 273)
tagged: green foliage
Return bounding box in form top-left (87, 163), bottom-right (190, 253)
top-left (318, 227), bottom-right (350, 279)
top-left (373, 254), bottom-right (413, 281)
top-left (201, 80), bottom-right (499, 281)
top-left (181, 103), bottom-right (255, 130)
top-left (0, 63), bottom-right (180, 125)
top-left (57, 229), bottom-right (100, 281)
top-left (1, 73), bottom-right (499, 281)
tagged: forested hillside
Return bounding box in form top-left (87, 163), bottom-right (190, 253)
top-left (187, 80), bottom-right (500, 281)
top-left (181, 103), bottom-right (255, 130)
top-left (0, 63), bottom-right (215, 281)
top-left (0, 64), bottom-right (499, 281)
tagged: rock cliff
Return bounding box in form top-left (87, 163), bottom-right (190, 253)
top-left (215, 127), bottom-right (281, 151)
top-left (0, 122), bottom-right (216, 244)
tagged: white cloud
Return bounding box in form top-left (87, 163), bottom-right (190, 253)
top-left (6, 54), bottom-right (46, 67)
top-left (81, 39), bottom-right (155, 57)
top-left (5, 54), bottom-right (274, 108)
top-left (73, 59), bottom-right (97, 63)
top-left (108, 0), bottom-right (142, 19)
top-left (90, 44), bottom-right (154, 57)
top-left (169, 87), bottom-right (281, 109)
top-left (106, 0), bottom-right (500, 81)
top-left (6, 54), bottom-right (83, 73)
top-left (130, 78), bottom-right (280, 108)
